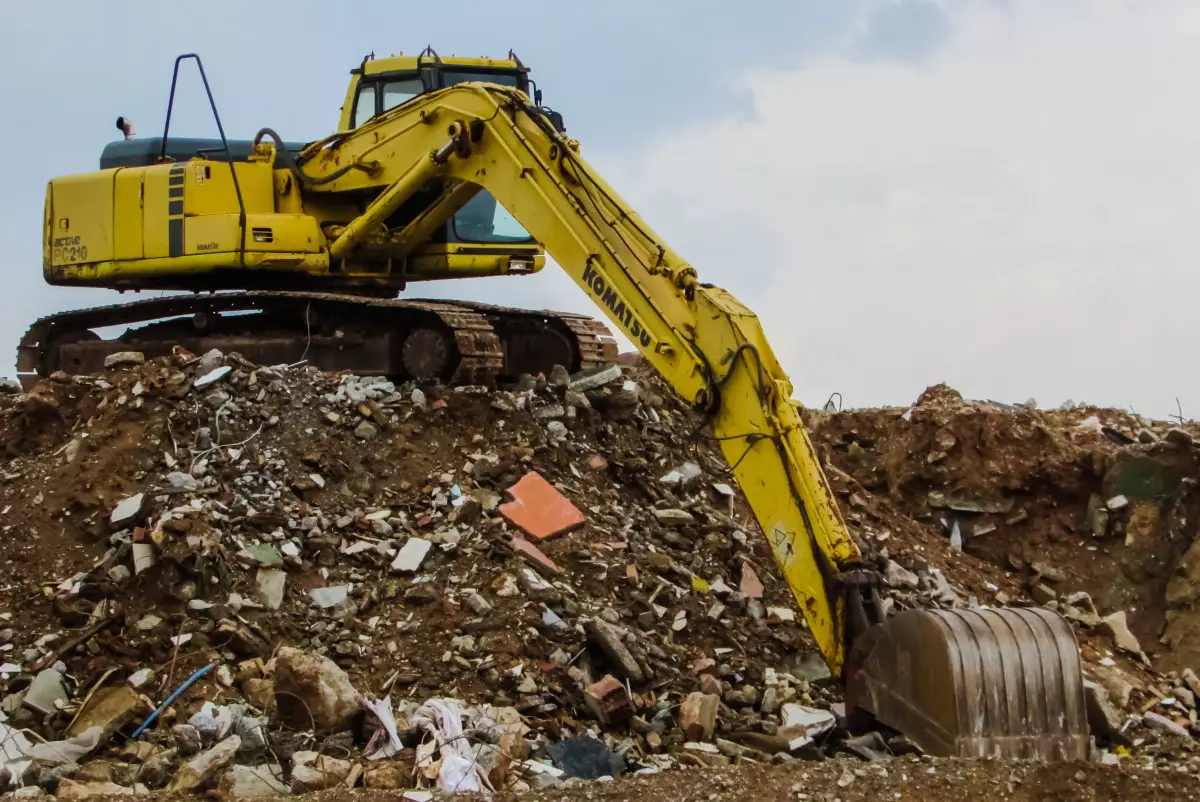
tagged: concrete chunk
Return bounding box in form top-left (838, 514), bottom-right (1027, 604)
top-left (66, 684), bottom-right (144, 741)
top-left (680, 692), bottom-right (719, 741)
top-left (109, 493), bottom-right (145, 528)
top-left (103, 352), bottom-right (144, 368)
top-left (568, 364), bottom-right (622, 393)
top-left (273, 647), bottom-right (363, 734)
top-left (169, 734), bottom-right (242, 793)
top-left (391, 537), bottom-right (433, 572)
top-left (584, 617), bottom-right (645, 682)
top-left (220, 764), bottom-right (291, 798)
top-left (24, 667), bottom-right (68, 715)
top-left (653, 508), bottom-right (695, 526)
top-left (1084, 681), bottom-right (1130, 746)
top-left (256, 569), bottom-right (286, 610)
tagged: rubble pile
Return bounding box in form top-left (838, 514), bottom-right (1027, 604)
top-left (0, 353), bottom-right (1196, 797)
top-left (806, 384), bottom-right (1200, 764)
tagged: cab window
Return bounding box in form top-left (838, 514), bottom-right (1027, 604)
top-left (352, 84), bottom-right (376, 129)
top-left (382, 78), bottom-right (423, 113)
top-left (442, 70), bottom-right (520, 89)
top-left (452, 192), bottom-right (533, 244)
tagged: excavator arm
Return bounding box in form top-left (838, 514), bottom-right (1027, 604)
top-left (271, 83), bottom-right (1090, 759)
top-left (289, 83), bottom-right (870, 671)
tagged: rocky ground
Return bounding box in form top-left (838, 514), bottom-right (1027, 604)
top-left (0, 347), bottom-right (1195, 799)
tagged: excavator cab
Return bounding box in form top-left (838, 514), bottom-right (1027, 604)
top-left (340, 50), bottom-right (532, 131)
top-left (338, 49), bottom-right (543, 261)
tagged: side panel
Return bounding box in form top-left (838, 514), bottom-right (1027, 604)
top-left (48, 172), bottom-right (115, 265)
top-left (185, 214), bottom-right (324, 256)
top-left (185, 161), bottom-right (274, 215)
top-left (112, 168), bottom-right (144, 260)
top-left (143, 165), bottom-right (174, 258)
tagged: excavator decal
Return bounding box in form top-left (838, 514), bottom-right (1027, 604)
top-left (581, 261), bottom-right (652, 348)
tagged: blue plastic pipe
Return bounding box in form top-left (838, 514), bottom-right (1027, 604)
top-left (131, 662), bottom-right (217, 738)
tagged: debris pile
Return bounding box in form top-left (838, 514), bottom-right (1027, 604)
top-left (0, 352), bottom-right (1197, 796)
top-left (806, 384), bottom-right (1200, 764)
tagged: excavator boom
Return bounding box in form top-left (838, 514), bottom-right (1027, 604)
top-left (283, 82), bottom-right (1088, 758)
top-left (37, 67), bottom-right (1089, 759)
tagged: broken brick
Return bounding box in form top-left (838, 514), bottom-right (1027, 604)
top-left (584, 674), bottom-right (631, 725)
top-left (510, 536), bottom-right (562, 574)
top-left (499, 470), bottom-right (585, 540)
top-left (680, 692), bottom-right (719, 741)
top-left (740, 563), bottom-right (764, 599)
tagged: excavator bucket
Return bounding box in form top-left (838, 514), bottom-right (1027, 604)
top-left (845, 607), bottom-right (1089, 760)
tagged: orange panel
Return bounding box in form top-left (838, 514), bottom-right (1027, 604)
top-left (499, 471), bottom-right (585, 541)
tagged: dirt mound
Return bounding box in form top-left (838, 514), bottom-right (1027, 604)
top-left (807, 384), bottom-right (1200, 674)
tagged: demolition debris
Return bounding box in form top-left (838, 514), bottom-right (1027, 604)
top-left (0, 354), bottom-right (1196, 797)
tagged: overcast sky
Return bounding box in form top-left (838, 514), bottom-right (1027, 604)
top-left (3, 0), bottom-right (1198, 417)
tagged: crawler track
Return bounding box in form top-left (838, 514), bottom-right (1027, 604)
top-left (17, 291), bottom-right (618, 387)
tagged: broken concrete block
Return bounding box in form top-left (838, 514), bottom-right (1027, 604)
top-left (309, 585), bottom-right (349, 608)
top-left (363, 762), bottom-right (406, 790)
top-left (1099, 611), bottom-right (1143, 655)
top-left (66, 685), bottom-right (144, 741)
top-left (653, 508), bottom-right (695, 526)
top-left (500, 471), bottom-right (585, 540)
top-left (290, 751), bottom-right (353, 793)
top-left (1030, 583), bottom-right (1057, 605)
top-left (1086, 494), bottom-right (1110, 537)
top-left (661, 462), bottom-right (702, 487)
top-left (680, 692), bottom-right (719, 741)
top-left (585, 618), bottom-right (645, 682)
top-left (926, 491), bottom-right (1013, 514)
top-left (109, 493), bottom-right (145, 528)
top-left (1143, 711), bottom-right (1192, 739)
top-left (103, 352), bottom-right (144, 368)
top-left (169, 734), bottom-right (242, 793)
top-left (273, 647), bottom-right (363, 734)
top-left (24, 666), bottom-right (68, 715)
top-left (1166, 537), bottom-right (1200, 606)
top-left (568, 364), bottom-right (622, 393)
top-left (55, 779), bottom-right (133, 799)
top-left (884, 560), bottom-right (919, 590)
top-left (390, 537), bottom-right (432, 572)
top-left (255, 569), bottom-right (286, 610)
top-left (1183, 668), bottom-right (1200, 699)
top-left (779, 703), bottom-right (836, 740)
top-left (1164, 427), bottom-right (1194, 447)
top-left (739, 562), bottom-right (765, 598)
top-left (220, 764), bottom-right (291, 798)
top-left (172, 724), bottom-right (203, 757)
top-left (1084, 681), bottom-right (1131, 746)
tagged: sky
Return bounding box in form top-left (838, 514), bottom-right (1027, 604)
top-left (2, 0), bottom-right (1199, 417)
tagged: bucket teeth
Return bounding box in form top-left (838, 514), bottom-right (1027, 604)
top-left (845, 607), bottom-right (1089, 761)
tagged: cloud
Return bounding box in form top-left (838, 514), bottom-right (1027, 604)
top-left (589, 0), bottom-right (1200, 417)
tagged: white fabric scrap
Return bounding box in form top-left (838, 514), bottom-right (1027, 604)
top-left (363, 696), bottom-right (403, 761)
top-left (410, 698), bottom-right (492, 793)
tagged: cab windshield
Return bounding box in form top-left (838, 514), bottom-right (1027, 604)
top-left (352, 70), bottom-right (522, 128)
top-left (352, 68), bottom-right (534, 245)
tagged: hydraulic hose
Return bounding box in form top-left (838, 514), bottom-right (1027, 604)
top-left (253, 128), bottom-right (358, 187)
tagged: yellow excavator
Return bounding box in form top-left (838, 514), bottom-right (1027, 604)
top-left (32, 52), bottom-right (1088, 759)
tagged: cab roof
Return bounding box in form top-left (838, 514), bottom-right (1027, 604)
top-left (355, 54), bottom-right (526, 77)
